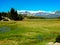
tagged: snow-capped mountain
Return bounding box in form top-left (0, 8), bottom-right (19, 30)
top-left (17, 10), bottom-right (60, 18)
top-left (17, 10), bottom-right (51, 14)
top-left (17, 10), bottom-right (51, 16)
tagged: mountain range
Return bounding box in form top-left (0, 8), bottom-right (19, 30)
top-left (17, 10), bottom-right (60, 18)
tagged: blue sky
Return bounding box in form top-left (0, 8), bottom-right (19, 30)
top-left (0, 0), bottom-right (60, 12)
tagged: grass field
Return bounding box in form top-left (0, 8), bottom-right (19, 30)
top-left (0, 19), bottom-right (60, 45)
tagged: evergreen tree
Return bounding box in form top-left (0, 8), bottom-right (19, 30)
top-left (9, 8), bottom-right (18, 20)
top-left (0, 13), bottom-right (2, 20)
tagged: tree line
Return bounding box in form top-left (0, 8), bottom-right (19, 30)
top-left (0, 8), bottom-right (24, 21)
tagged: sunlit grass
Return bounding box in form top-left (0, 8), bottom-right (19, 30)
top-left (0, 19), bottom-right (60, 45)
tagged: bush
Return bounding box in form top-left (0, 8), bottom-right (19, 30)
top-left (27, 16), bottom-right (46, 19)
top-left (18, 14), bottom-right (24, 21)
top-left (55, 35), bottom-right (60, 43)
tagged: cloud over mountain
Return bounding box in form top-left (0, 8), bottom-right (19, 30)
top-left (17, 10), bottom-right (53, 14)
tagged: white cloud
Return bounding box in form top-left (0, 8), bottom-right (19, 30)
top-left (28, 10), bottom-right (46, 13)
top-left (17, 10), bottom-right (26, 12)
top-left (17, 10), bottom-right (54, 14)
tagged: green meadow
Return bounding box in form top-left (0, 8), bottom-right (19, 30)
top-left (0, 19), bottom-right (60, 45)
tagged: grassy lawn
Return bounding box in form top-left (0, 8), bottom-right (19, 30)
top-left (0, 19), bottom-right (60, 45)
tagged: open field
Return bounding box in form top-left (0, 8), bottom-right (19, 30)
top-left (0, 19), bottom-right (60, 45)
